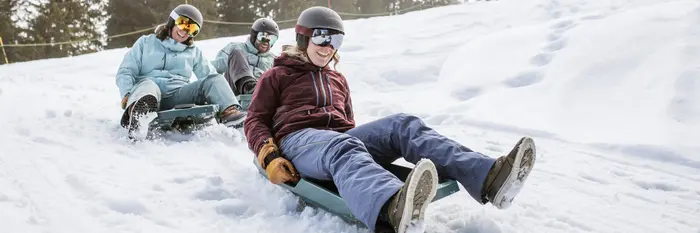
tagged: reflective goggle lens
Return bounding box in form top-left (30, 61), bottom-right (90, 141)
top-left (310, 29), bottom-right (344, 49)
top-left (256, 32), bottom-right (278, 45)
top-left (173, 16), bottom-right (200, 37)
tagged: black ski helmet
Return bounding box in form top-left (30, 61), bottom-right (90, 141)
top-left (294, 6), bottom-right (344, 50)
top-left (249, 18), bottom-right (279, 45)
top-left (170, 4), bottom-right (203, 28)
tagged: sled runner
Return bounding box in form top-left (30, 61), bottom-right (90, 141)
top-left (253, 158), bottom-right (460, 229)
top-left (131, 94), bottom-right (252, 140)
top-left (236, 94), bottom-right (253, 111)
top-left (147, 103), bottom-right (219, 135)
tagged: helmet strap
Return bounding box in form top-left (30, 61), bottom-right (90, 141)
top-left (249, 30), bottom-right (257, 45)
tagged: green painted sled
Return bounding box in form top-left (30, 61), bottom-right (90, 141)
top-left (237, 94), bottom-right (253, 111)
top-left (254, 158), bottom-right (460, 230)
top-left (145, 94), bottom-right (253, 136)
top-left (145, 103), bottom-right (219, 137)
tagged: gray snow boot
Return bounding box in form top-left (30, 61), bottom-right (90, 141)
top-left (481, 136), bottom-right (537, 209)
top-left (382, 159), bottom-right (438, 233)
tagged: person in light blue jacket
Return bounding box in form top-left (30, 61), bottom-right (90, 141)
top-left (212, 18), bottom-right (279, 95)
top-left (116, 4), bottom-right (246, 132)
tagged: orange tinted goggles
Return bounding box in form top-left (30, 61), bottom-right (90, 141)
top-left (170, 12), bottom-right (200, 37)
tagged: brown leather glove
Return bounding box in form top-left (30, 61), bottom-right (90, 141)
top-left (257, 138), bottom-right (300, 184)
top-left (121, 94), bottom-right (129, 109)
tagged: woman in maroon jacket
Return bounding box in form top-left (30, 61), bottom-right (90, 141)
top-left (244, 6), bottom-right (537, 233)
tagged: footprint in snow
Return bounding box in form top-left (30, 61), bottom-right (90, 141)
top-left (569, 6), bottom-right (580, 14)
top-left (450, 86), bottom-right (482, 101)
top-left (543, 37), bottom-right (567, 52)
top-left (547, 32), bottom-right (563, 42)
top-left (503, 70), bottom-right (544, 88)
top-left (550, 19), bottom-right (577, 32)
top-left (634, 180), bottom-right (685, 192)
top-left (549, 10), bottom-right (562, 19)
top-left (580, 13), bottom-right (606, 21)
top-left (45, 110), bottom-right (57, 119)
top-left (14, 126), bottom-right (30, 136)
top-left (530, 52), bottom-right (555, 66)
top-left (579, 173), bottom-right (609, 185)
top-left (104, 197), bottom-right (149, 215)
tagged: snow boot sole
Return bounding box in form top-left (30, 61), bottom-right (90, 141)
top-left (490, 137), bottom-right (536, 209)
top-left (127, 94), bottom-right (158, 136)
top-left (396, 159), bottom-right (438, 233)
top-left (223, 116), bottom-right (245, 129)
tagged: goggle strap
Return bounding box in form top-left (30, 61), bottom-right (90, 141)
top-left (169, 11), bottom-right (180, 21)
top-left (295, 25), bottom-right (314, 37)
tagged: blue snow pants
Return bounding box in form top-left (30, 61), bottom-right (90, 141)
top-left (278, 113), bottom-right (497, 230)
top-left (126, 76), bottom-right (240, 113)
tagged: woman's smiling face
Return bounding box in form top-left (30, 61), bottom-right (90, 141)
top-left (171, 26), bottom-right (190, 43)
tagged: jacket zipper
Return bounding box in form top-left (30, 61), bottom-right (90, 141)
top-left (318, 71), bottom-right (328, 106)
top-left (255, 55), bottom-right (260, 68)
top-left (162, 53), bottom-right (166, 70)
top-left (311, 72), bottom-right (320, 107)
top-left (320, 70), bottom-right (331, 128)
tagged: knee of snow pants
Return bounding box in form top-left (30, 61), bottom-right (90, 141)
top-left (125, 79), bottom-right (162, 109)
top-left (224, 49), bottom-right (255, 91)
top-left (157, 75), bottom-right (239, 113)
top-left (279, 128), bottom-right (403, 231)
top-left (197, 75), bottom-right (240, 112)
top-left (347, 112), bottom-right (496, 204)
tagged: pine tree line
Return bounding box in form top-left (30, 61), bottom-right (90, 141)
top-left (0, 0), bottom-right (458, 65)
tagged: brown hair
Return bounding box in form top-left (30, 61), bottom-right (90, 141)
top-left (154, 23), bottom-right (194, 46)
top-left (282, 44), bottom-right (340, 71)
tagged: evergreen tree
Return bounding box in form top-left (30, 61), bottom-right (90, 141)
top-left (218, 0), bottom-right (260, 37)
top-left (357, 0), bottom-right (391, 15)
top-left (263, 0), bottom-right (314, 31)
top-left (105, 0), bottom-right (156, 49)
top-left (24, 0), bottom-right (104, 60)
top-left (419, 0), bottom-right (457, 9)
top-left (327, 0), bottom-right (360, 20)
top-left (0, 0), bottom-right (18, 64)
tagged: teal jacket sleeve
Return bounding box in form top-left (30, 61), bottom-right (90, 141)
top-left (115, 36), bottom-right (146, 98)
top-left (192, 47), bottom-right (221, 79)
top-left (212, 43), bottom-right (235, 74)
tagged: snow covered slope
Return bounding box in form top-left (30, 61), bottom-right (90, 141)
top-left (1, 0), bottom-right (698, 232)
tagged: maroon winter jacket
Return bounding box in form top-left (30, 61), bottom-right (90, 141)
top-left (243, 52), bottom-right (355, 155)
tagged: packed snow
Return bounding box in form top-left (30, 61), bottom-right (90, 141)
top-left (1, 0), bottom-right (699, 232)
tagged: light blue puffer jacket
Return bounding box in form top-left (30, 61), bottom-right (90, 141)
top-left (212, 39), bottom-right (275, 79)
top-left (115, 33), bottom-right (221, 98)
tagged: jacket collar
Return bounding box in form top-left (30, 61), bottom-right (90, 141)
top-left (273, 52), bottom-right (331, 72)
top-left (159, 37), bottom-right (190, 52)
top-left (245, 38), bottom-right (274, 57)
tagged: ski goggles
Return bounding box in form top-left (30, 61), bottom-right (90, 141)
top-left (256, 31), bottom-right (278, 45)
top-left (310, 29), bottom-right (344, 49)
top-left (170, 11), bottom-right (200, 37)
